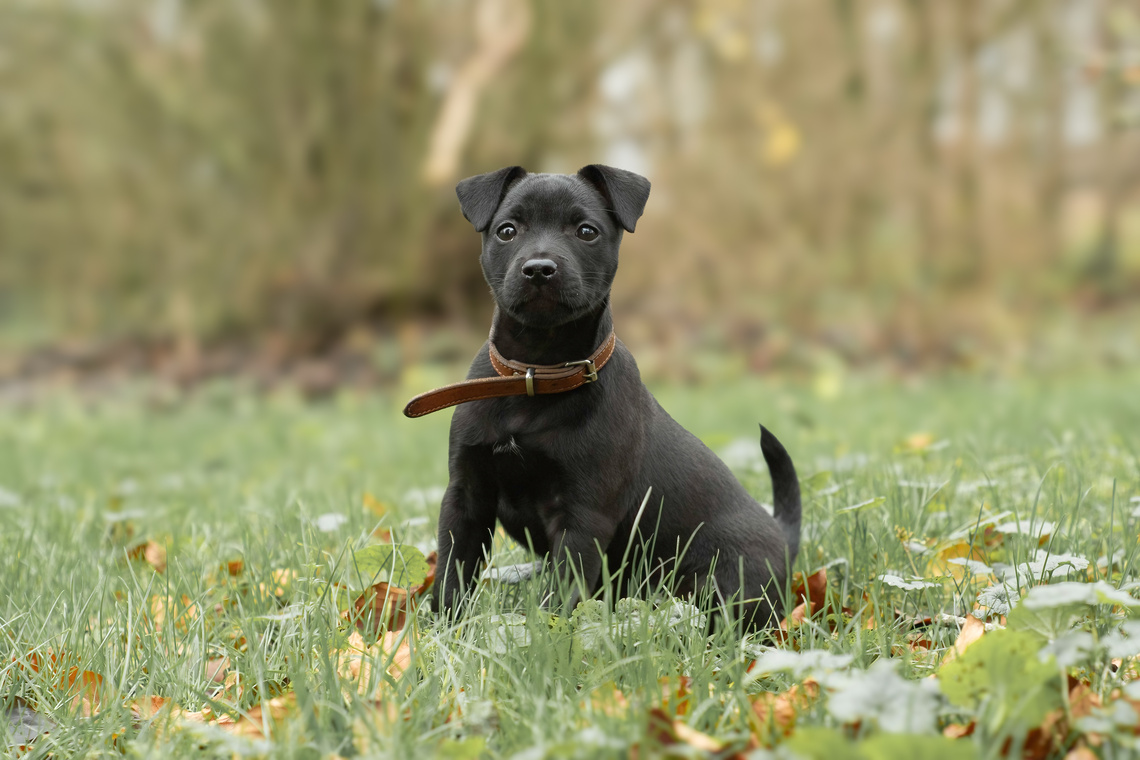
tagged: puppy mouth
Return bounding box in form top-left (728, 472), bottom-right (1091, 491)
top-left (499, 279), bottom-right (593, 324)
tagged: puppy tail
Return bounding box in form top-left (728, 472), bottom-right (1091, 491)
top-left (759, 425), bottom-right (801, 563)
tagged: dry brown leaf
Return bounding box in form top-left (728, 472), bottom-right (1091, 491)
top-left (173, 693), bottom-right (296, 740)
top-left (926, 540), bottom-right (988, 580)
top-left (258, 568), bottom-right (296, 600)
top-left (206, 657), bottom-right (230, 684)
top-left (173, 705), bottom-right (213, 723)
top-left (584, 686), bottom-right (629, 719)
top-left (659, 675), bottom-right (693, 716)
top-left (336, 630), bottom-right (413, 691)
top-left (234, 693), bottom-right (296, 738)
top-left (18, 649), bottom-right (105, 715)
top-left (793, 568), bottom-right (828, 612)
top-left (940, 614), bottom-right (986, 666)
top-left (942, 721), bottom-right (975, 738)
top-left (419, 551), bottom-right (438, 596)
top-left (226, 558), bottom-right (244, 576)
top-left (644, 707), bottom-right (725, 753)
top-left (672, 721), bottom-right (724, 752)
top-left (127, 540), bottom-right (167, 573)
top-left (148, 594), bottom-right (198, 634)
top-left (362, 492), bottom-right (390, 517)
top-left (1067, 681), bottom-right (1102, 720)
top-left (773, 569), bottom-right (830, 640)
top-left (1019, 717), bottom-right (1064, 760)
top-left (907, 634), bottom-right (935, 651)
top-left (348, 553), bottom-right (437, 633)
top-left (751, 679), bottom-right (819, 737)
top-left (129, 695), bottom-right (171, 720)
top-left (350, 582), bottom-right (412, 631)
top-left (71, 670), bottom-right (104, 716)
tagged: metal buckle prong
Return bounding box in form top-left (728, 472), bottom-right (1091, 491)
top-left (525, 367), bottom-right (536, 396)
top-left (564, 359), bottom-right (598, 383)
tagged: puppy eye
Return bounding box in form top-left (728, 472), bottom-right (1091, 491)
top-left (576, 224), bottom-right (599, 241)
top-left (496, 224), bottom-right (517, 242)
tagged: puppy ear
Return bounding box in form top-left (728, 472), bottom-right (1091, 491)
top-left (455, 166), bottom-right (527, 232)
top-left (576, 164), bottom-right (651, 232)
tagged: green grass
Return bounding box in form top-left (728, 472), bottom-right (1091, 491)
top-left (1, 371), bottom-right (1139, 758)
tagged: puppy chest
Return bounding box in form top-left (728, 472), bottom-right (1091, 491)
top-left (490, 442), bottom-right (569, 523)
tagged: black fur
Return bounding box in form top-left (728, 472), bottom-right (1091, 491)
top-left (433, 165), bottom-right (802, 631)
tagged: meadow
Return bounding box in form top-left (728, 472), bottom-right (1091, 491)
top-left (2, 370), bottom-right (1138, 758)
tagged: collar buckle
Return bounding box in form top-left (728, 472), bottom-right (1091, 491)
top-left (563, 359), bottom-right (598, 383)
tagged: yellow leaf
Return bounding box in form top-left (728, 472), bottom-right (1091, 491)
top-left (927, 541), bottom-right (988, 580)
top-left (903, 432), bottom-right (936, 452)
top-left (941, 615), bottom-right (986, 666)
top-left (362, 493), bottom-right (390, 518)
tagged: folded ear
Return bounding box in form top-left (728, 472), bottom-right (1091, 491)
top-left (576, 165), bottom-right (651, 232)
top-left (455, 166), bottom-right (527, 232)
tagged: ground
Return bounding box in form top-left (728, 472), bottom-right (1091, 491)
top-left (1, 370), bottom-right (1138, 758)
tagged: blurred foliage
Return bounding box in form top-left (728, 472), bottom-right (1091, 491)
top-left (0, 0), bottom-right (1138, 370)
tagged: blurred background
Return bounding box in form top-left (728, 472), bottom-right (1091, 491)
top-left (1, 0), bottom-right (1138, 396)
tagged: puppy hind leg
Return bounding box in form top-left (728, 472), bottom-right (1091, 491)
top-left (707, 558), bottom-right (785, 634)
top-left (547, 527), bottom-right (610, 613)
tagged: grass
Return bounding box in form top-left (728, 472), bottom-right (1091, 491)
top-left (1, 369), bottom-right (1139, 758)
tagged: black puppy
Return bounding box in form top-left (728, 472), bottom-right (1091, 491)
top-left (410, 165), bottom-right (801, 631)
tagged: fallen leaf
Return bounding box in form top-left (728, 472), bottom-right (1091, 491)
top-left (18, 649), bottom-right (105, 716)
top-left (149, 594), bottom-right (198, 634)
top-left (71, 669), bottom-right (104, 716)
top-left (127, 540), bottom-right (167, 573)
top-left (672, 721), bottom-right (724, 752)
top-left (1068, 680), bottom-right (1102, 720)
top-left (259, 568), bottom-right (296, 599)
top-left (927, 540), bottom-right (988, 580)
top-left (363, 492), bottom-right (390, 517)
top-left (129, 695), bottom-right (171, 721)
top-left (793, 568), bottom-right (828, 611)
top-left (206, 657), bottom-right (230, 684)
top-left (942, 721), bottom-right (975, 738)
top-left (660, 675), bottom-right (693, 715)
top-left (644, 707), bottom-right (724, 753)
top-left (585, 686), bottom-right (629, 718)
top-left (751, 679), bottom-right (819, 738)
top-left (350, 582), bottom-right (412, 631)
top-left (347, 551), bottom-right (437, 633)
top-left (173, 693), bottom-right (297, 740)
top-left (226, 559), bottom-right (244, 576)
top-left (908, 634), bottom-right (935, 651)
top-left (419, 551), bottom-right (438, 596)
top-left (775, 568), bottom-right (829, 639)
top-left (234, 693), bottom-right (296, 738)
top-left (903, 432), bottom-right (935, 452)
top-left (941, 614), bottom-right (986, 665)
top-left (336, 630), bottom-right (413, 689)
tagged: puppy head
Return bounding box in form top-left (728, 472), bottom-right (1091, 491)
top-left (456, 165), bottom-right (651, 327)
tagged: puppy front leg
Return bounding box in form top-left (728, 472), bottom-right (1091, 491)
top-left (434, 454), bottom-right (498, 618)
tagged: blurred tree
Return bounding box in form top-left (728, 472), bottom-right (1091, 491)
top-left (0, 0), bottom-right (1137, 370)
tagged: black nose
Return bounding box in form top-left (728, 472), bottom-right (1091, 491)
top-left (521, 258), bottom-right (558, 281)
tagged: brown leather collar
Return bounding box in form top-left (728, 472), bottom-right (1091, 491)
top-left (403, 331), bottom-right (617, 418)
